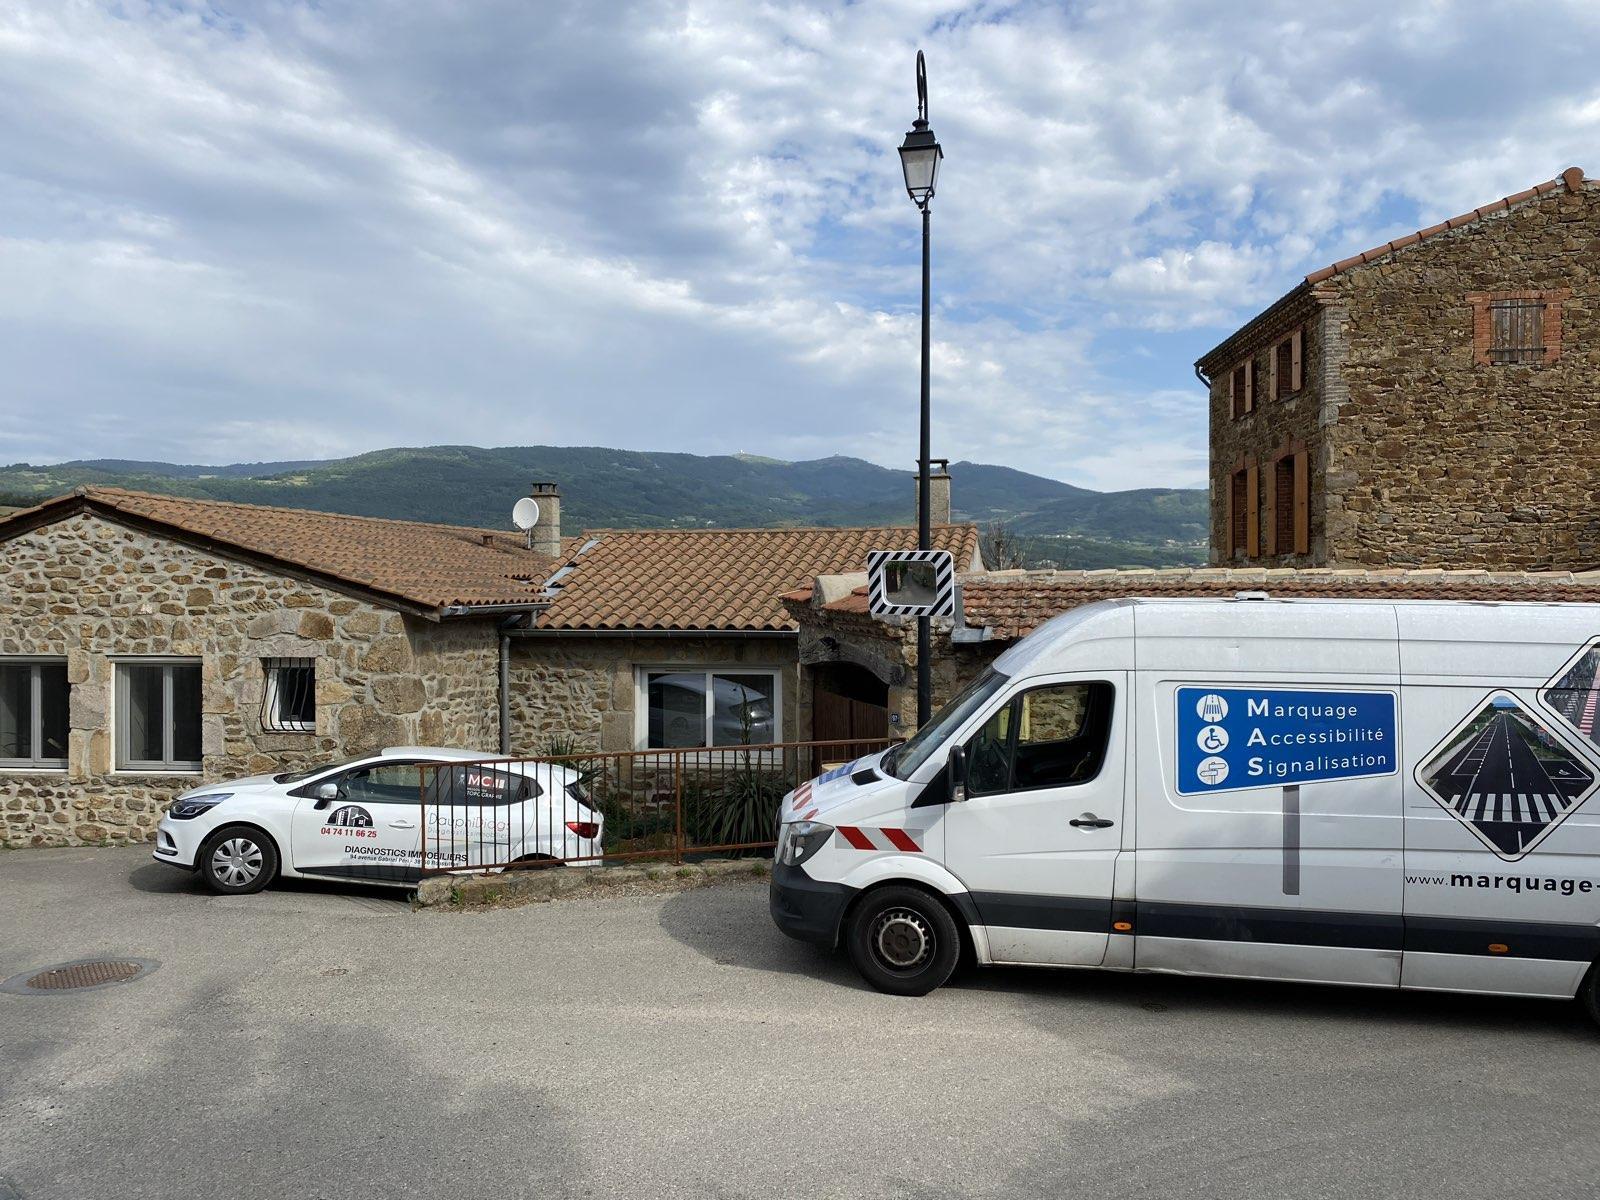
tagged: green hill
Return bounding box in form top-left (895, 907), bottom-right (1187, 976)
top-left (0, 445), bottom-right (1209, 568)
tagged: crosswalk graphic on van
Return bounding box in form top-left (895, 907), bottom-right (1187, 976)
top-left (1417, 692), bottom-right (1597, 860)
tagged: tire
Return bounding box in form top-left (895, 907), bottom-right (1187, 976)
top-left (1581, 962), bottom-right (1600, 1031)
top-left (845, 885), bottom-right (962, 997)
top-left (199, 825), bottom-right (279, 895)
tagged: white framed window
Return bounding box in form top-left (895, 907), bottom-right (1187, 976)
top-left (638, 668), bottom-right (781, 750)
top-left (0, 659), bottom-right (70, 769)
top-left (115, 659), bottom-right (203, 772)
top-left (262, 658), bottom-right (315, 733)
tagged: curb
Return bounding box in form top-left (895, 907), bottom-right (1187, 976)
top-left (413, 857), bottom-right (771, 911)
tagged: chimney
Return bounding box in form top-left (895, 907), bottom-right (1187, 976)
top-left (528, 481), bottom-right (561, 556)
top-left (914, 459), bottom-right (952, 526)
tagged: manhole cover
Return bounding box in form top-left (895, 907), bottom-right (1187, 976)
top-left (2, 957), bottom-right (159, 995)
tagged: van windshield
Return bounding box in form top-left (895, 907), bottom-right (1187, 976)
top-left (882, 668), bottom-right (1009, 781)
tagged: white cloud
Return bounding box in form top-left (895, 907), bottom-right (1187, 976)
top-left (1, 0), bottom-right (1597, 492)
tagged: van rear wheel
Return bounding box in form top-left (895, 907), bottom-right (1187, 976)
top-left (845, 885), bottom-right (961, 997)
top-left (1581, 963), bottom-right (1600, 1031)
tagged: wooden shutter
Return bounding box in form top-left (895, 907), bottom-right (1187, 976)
top-left (1245, 462), bottom-right (1260, 557)
top-left (1263, 462), bottom-right (1277, 556)
top-left (1243, 360), bottom-right (1254, 413)
top-left (1290, 327), bottom-right (1304, 392)
top-left (1293, 450), bottom-right (1310, 555)
top-left (1224, 471), bottom-right (1236, 558)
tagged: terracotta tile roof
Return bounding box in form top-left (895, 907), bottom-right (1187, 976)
top-left (0, 487), bottom-right (569, 614)
top-left (959, 566), bottom-right (1600, 641)
top-left (535, 525), bottom-right (981, 632)
top-left (1197, 166), bottom-right (1589, 375)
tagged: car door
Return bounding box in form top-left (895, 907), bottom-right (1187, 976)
top-left (423, 763), bottom-right (528, 869)
top-left (291, 760), bottom-right (425, 884)
top-left (941, 673), bottom-right (1127, 966)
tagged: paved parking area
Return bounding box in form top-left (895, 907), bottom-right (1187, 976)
top-left (1, 846), bottom-right (1597, 1200)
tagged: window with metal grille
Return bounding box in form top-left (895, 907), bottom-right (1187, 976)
top-left (262, 658), bottom-right (315, 733)
top-left (1488, 300), bottom-right (1545, 363)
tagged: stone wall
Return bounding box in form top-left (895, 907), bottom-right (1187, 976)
top-left (1, 513), bottom-right (498, 846)
top-left (505, 635), bottom-right (802, 755)
top-left (1325, 182), bottom-right (1600, 568)
top-left (1208, 308), bottom-right (1326, 566)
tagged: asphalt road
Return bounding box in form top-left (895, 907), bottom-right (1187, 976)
top-left (2, 846), bottom-right (1598, 1200)
top-left (1429, 710), bottom-right (1594, 853)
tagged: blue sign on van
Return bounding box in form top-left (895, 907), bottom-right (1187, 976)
top-left (1175, 687), bottom-right (1397, 795)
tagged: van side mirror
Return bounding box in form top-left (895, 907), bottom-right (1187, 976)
top-left (947, 744), bottom-right (968, 803)
top-left (312, 781), bottom-right (340, 809)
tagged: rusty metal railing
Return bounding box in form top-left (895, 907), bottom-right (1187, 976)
top-left (415, 737), bottom-right (894, 877)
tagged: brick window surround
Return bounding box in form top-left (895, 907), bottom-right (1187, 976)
top-left (1269, 327), bottom-right (1303, 399)
top-left (1467, 289), bottom-right (1569, 366)
top-left (1229, 360), bottom-right (1254, 419)
top-left (1264, 439), bottom-right (1310, 557)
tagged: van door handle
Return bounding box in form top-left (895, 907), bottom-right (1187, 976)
top-left (1070, 814), bottom-right (1114, 829)
top-left (389, 820), bottom-right (417, 830)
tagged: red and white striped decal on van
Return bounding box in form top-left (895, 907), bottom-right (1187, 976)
top-left (835, 825), bottom-right (922, 853)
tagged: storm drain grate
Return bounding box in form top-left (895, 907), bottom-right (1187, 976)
top-left (2, 957), bottom-right (158, 995)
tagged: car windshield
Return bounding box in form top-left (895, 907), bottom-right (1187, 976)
top-left (882, 668), bottom-right (1010, 780)
top-left (273, 754), bottom-right (372, 785)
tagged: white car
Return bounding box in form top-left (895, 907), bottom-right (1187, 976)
top-left (152, 745), bottom-right (603, 895)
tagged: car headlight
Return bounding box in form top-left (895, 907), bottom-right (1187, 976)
top-left (168, 793), bottom-right (232, 820)
top-left (777, 820), bottom-right (832, 867)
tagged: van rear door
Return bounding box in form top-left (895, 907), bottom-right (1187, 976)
top-left (941, 672), bottom-right (1126, 966)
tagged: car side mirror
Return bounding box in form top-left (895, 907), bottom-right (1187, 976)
top-left (947, 744), bottom-right (968, 803)
top-left (312, 781), bottom-right (340, 809)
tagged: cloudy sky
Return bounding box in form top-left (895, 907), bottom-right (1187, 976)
top-left (2, 1), bottom-right (1597, 490)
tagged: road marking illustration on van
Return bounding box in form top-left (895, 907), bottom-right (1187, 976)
top-left (1415, 691), bottom-right (1598, 861)
top-left (1174, 687), bottom-right (1397, 796)
top-left (1539, 636), bottom-right (1600, 752)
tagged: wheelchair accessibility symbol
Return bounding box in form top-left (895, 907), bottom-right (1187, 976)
top-left (1196, 725), bottom-right (1229, 753)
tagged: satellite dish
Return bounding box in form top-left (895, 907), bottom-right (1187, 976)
top-left (512, 497), bottom-right (541, 531)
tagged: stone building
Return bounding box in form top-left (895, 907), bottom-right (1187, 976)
top-left (1196, 166), bottom-right (1598, 570)
top-left (0, 485), bottom-right (977, 846)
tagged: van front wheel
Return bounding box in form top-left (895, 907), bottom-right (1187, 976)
top-left (845, 886), bottom-right (961, 996)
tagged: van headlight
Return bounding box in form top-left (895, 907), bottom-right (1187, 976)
top-left (777, 820), bottom-right (832, 867)
top-left (168, 793), bottom-right (232, 820)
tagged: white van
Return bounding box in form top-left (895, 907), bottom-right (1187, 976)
top-left (769, 597), bottom-right (1600, 1025)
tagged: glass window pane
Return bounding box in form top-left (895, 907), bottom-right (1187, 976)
top-left (965, 702), bottom-right (1014, 797)
top-left (38, 663), bottom-right (69, 762)
top-left (126, 665), bottom-right (165, 763)
top-left (1011, 682), bottom-right (1115, 791)
top-left (272, 661), bottom-right (315, 727)
top-left (647, 672), bottom-right (707, 749)
top-left (712, 674), bottom-right (775, 746)
top-left (0, 665), bottom-right (32, 760)
top-left (170, 665), bottom-right (203, 764)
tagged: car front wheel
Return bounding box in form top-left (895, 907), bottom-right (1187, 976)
top-left (845, 885), bottom-right (961, 996)
top-left (200, 826), bottom-right (279, 895)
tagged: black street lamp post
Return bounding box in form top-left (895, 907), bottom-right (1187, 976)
top-left (899, 50), bottom-right (943, 728)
